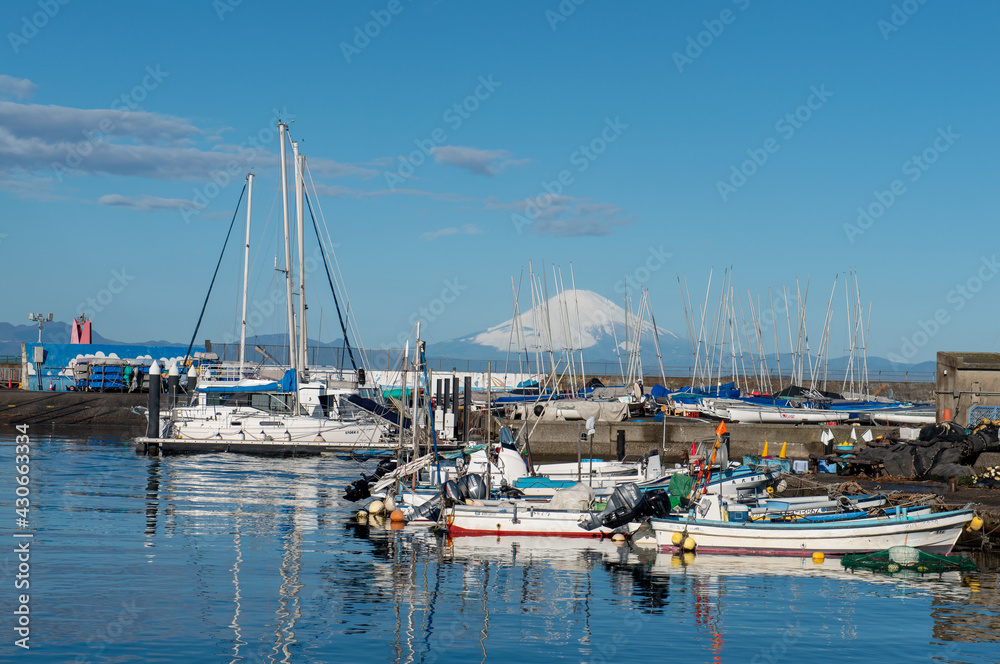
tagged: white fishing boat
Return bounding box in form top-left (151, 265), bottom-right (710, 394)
top-left (646, 494), bottom-right (973, 555)
top-left (515, 455), bottom-right (777, 499)
top-left (446, 499), bottom-right (620, 538)
top-left (746, 494), bottom-right (888, 518)
top-left (445, 481), bottom-right (658, 538)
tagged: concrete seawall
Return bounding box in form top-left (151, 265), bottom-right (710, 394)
top-left (0, 390), bottom-right (902, 461)
top-left (0, 390), bottom-right (152, 426)
top-left (509, 418), bottom-right (899, 462)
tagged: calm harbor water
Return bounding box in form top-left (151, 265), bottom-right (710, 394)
top-left (1, 425), bottom-right (998, 663)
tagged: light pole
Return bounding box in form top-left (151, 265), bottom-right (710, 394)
top-left (28, 313), bottom-right (53, 343)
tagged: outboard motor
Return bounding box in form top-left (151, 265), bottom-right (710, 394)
top-left (410, 499), bottom-right (441, 522)
top-left (373, 458), bottom-right (397, 479)
top-left (601, 483), bottom-right (644, 529)
top-left (442, 479), bottom-right (463, 503)
top-left (496, 479), bottom-right (525, 498)
top-left (458, 473), bottom-right (488, 500)
top-left (580, 483), bottom-right (645, 531)
top-left (638, 488), bottom-right (672, 518)
top-left (344, 477), bottom-right (371, 502)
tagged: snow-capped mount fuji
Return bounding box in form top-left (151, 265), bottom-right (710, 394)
top-left (433, 289), bottom-right (690, 364)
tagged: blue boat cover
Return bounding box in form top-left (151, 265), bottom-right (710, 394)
top-left (198, 369), bottom-right (297, 394)
top-left (346, 394), bottom-right (411, 429)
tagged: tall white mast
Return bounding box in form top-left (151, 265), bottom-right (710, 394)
top-left (278, 121), bottom-right (297, 377)
top-left (239, 172), bottom-right (254, 376)
top-left (293, 141), bottom-right (307, 376)
top-left (570, 264), bottom-right (587, 394)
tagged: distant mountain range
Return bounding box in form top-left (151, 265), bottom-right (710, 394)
top-left (423, 289), bottom-right (936, 375)
top-left (0, 297), bottom-right (937, 376)
top-left (0, 321), bottom-right (184, 357)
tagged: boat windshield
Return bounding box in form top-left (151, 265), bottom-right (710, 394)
top-left (210, 392), bottom-right (306, 415)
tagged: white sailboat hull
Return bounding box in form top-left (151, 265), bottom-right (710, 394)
top-left (166, 406), bottom-right (390, 447)
top-left (869, 410), bottom-right (936, 425)
top-left (725, 405), bottom-right (849, 424)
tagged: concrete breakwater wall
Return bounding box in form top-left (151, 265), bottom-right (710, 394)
top-left (0, 390), bottom-right (152, 426)
top-left (509, 418), bottom-right (898, 462)
top-left (0, 390), bottom-right (906, 460)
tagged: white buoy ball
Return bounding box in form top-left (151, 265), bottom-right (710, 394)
top-left (368, 500), bottom-right (385, 515)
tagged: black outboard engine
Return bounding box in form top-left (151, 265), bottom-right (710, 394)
top-left (344, 477), bottom-right (371, 502)
top-left (343, 457), bottom-right (398, 501)
top-left (458, 473), bottom-right (488, 500)
top-left (580, 483), bottom-right (645, 531)
top-left (442, 479), bottom-right (463, 503)
top-left (638, 488), bottom-right (672, 519)
top-left (410, 499), bottom-right (441, 522)
top-left (601, 483), bottom-right (644, 529)
top-left (373, 458), bottom-right (397, 479)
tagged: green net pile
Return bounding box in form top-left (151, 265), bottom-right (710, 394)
top-left (841, 546), bottom-right (976, 574)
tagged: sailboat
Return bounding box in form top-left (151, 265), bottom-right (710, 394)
top-left (150, 122), bottom-right (393, 452)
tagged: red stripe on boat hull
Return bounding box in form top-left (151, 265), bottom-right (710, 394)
top-left (448, 525), bottom-right (610, 538)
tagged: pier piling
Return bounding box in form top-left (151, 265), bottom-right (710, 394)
top-left (145, 362), bottom-right (161, 439)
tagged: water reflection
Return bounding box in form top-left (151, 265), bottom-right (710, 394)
top-left (343, 522), bottom-right (1000, 663)
top-left (8, 428), bottom-right (999, 664)
top-left (932, 552), bottom-right (1000, 644)
top-left (125, 449), bottom-right (335, 663)
top-left (145, 455), bottom-right (159, 537)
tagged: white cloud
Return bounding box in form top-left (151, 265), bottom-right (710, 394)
top-left (0, 99), bottom-right (380, 193)
top-left (0, 75), bottom-right (37, 101)
top-left (531, 202), bottom-right (632, 237)
top-left (306, 156), bottom-right (379, 179)
top-left (421, 227), bottom-right (460, 241)
top-left (312, 183), bottom-right (473, 202)
top-left (430, 145), bottom-right (527, 176)
top-left (486, 195), bottom-right (632, 237)
top-left (98, 194), bottom-right (200, 211)
top-left (0, 101), bottom-right (198, 144)
top-left (421, 224), bottom-right (484, 241)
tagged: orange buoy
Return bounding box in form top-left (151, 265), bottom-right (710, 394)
top-left (389, 509), bottom-right (406, 523)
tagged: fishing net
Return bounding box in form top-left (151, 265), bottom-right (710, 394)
top-left (840, 546), bottom-right (976, 574)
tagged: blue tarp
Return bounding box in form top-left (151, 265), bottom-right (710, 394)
top-left (650, 382), bottom-right (741, 401)
top-left (22, 342), bottom-right (202, 391)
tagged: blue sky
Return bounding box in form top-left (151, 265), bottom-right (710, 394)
top-left (1, 0), bottom-right (997, 364)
